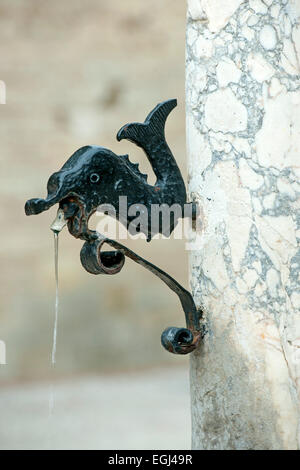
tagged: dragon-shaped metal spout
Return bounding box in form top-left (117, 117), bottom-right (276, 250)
top-left (25, 99), bottom-right (202, 355)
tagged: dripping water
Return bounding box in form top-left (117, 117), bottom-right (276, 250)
top-left (47, 209), bottom-right (67, 444)
top-left (51, 231), bottom-right (59, 366)
top-left (48, 231), bottom-right (59, 421)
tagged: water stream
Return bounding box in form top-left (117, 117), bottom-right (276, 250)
top-left (51, 232), bottom-right (59, 366)
top-left (48, 232), bottom-right (59, 421)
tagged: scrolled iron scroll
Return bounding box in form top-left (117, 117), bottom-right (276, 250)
top-left (80, 235), bottom-right (202, 355)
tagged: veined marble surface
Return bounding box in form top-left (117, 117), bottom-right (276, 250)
top-left (186, 0), bottom-right (300, 449)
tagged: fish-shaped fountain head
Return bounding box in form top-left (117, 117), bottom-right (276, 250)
top-left (25, 99), bottom-right (187, 241)
top-left (24, 99), bottom-right (203, 356)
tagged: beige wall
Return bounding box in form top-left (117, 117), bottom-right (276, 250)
top-left (0, 0), bottom-right (189, 381)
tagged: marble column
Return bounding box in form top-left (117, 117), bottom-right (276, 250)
top-left (186, 0), bottom-right (300, 449)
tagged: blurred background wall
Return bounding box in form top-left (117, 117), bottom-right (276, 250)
top-left (0, 0), bottom-right (190, 449)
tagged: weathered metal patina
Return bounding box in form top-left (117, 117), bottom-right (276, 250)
top-left (25, 99), bottom-right (202, 355)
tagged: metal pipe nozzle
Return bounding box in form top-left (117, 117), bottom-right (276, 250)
top-left (50, 208), bottom-right (67, 234)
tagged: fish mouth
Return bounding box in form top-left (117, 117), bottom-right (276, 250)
top-left (25, 193), bottom-right (96, 241)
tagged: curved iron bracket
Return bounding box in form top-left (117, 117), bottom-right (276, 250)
top-left (80, 235), bottom-right (202, 354)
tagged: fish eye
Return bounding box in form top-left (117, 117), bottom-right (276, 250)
top-left (90, 173), bottom-right (100, 183)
